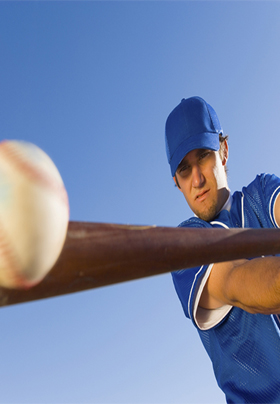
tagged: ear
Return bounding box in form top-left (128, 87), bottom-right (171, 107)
top-left (221, 139), bottom-right (229, 166)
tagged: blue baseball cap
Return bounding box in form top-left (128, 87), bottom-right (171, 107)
top-left (165, 96), bottom-right (223, 176)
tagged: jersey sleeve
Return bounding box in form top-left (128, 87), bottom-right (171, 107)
top-left (242, 174), bottom-right (280, 228)
top-left (171, 217), bottom-right (232, 330)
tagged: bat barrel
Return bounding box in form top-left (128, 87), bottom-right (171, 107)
top-left (0, 221), bottom-right (280, 307)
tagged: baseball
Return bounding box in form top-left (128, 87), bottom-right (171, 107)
top-left (0, 140), bottom-right (69, 289)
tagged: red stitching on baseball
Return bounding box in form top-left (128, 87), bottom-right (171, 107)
top-left (0, 141), bottom-right (69, 213)
top-left (0, 224), bottom-right (31, 288)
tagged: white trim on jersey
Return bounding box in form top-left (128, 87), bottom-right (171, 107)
top-left (271, 314), bottom-right (280, 338)
top-left (187, 264), bottom-right (205, 319)
top-left (210, 221), bottom-right (229, 229)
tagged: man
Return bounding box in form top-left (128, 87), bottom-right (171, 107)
top-left (165, 96), bottom-right (280, 403)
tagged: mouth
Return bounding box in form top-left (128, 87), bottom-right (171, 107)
top-left (195, 189), bottom-right (210, 202)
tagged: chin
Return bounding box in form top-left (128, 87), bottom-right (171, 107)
top-left (195, 206), bottom-right (218, 222)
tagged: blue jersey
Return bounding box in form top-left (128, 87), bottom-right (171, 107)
top-left (172, 174), bottom-right (280, 403)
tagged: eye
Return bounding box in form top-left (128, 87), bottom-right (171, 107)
top-left (199, 151), bottom-right (210, 160)
top-left (179, 164), bottom-right (190, 173)
top-left (178, 164), bottom-right (191, 177)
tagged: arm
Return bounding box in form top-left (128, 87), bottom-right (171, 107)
top-left (199, 177), bottom-right (280, 315)
top-left (199, 256), bottom-right (280, 314)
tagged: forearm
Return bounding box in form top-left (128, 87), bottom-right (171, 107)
top-left (201, 256), bottom-right (280, 314)
top-left (224, 257), bottom-right (280, 314)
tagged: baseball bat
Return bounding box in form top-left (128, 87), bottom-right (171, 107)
top-left (0, 221), bottom-right (280, 307)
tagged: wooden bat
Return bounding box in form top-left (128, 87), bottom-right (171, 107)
top-left (0, 221), bottom-right (280, 307)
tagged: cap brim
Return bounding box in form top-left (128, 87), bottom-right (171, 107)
top-left (170, 132), bottom-right (220, 177)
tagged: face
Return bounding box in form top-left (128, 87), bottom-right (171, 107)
top-left (173, 142), bottom-right (229, 221)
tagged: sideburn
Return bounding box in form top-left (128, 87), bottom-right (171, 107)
top-left (174, 174), bottom-right (181, 189)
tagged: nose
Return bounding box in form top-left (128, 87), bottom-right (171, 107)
top-left (192, 165), bottom-right (204, 188)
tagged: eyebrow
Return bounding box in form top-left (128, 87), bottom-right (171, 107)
top-left (177, 149), bottom-right (211, 171)
top-left (177, 158), bottom-right (189, 170)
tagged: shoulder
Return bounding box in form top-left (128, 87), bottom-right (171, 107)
top-left (242, 173), bottom-right (280, 194)
top-left (240, 174), bottom-right (280, 228)
top-left (229, 174), bottom-right (280, 223)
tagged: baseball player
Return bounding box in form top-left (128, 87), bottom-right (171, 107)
top-left (165, 96), bottom-right (280, 403)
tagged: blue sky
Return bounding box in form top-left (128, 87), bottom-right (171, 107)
top-left (1, 1), bottom-right (280, 403)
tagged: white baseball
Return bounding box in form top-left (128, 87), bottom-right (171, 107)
top-left (0, 140), bottom-right (69, 289)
